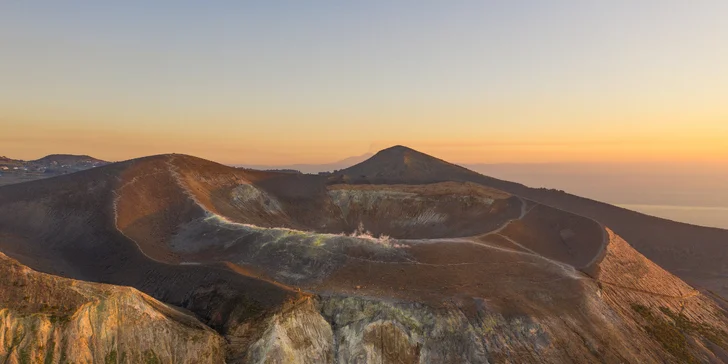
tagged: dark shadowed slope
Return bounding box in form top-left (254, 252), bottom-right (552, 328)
top-left (334, 145), bottom-right (728, 297)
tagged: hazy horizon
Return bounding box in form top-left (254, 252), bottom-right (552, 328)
top-left (241, 152), bottom-right (728, 229)
top-left (4, 147), bottom-right (728, 230)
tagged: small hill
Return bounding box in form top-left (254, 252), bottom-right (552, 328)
top-left (332, 145), bottom-right (495, 184)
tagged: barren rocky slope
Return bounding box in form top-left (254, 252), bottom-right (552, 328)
top-left (0, 252), bottom-right (224, 363)
top-left (335, 146), bottom-right (728, 298)
top-left (0, 149), bottom-right (727, 363)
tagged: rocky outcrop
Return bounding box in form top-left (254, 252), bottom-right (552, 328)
top-left (241, 288), bottom-right (728, 363)
top-left (246, 299), bottom-right (334, 363)
top-left (0, 253), bottom-right (224, 363)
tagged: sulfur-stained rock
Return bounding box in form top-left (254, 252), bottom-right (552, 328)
top-left (0, 253), bottom-right (225, 364)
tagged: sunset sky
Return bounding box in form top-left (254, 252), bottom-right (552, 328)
top-left (2, 1), bottom-right (727, 165)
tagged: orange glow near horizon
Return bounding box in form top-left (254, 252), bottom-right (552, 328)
top-left (3, 117), bottom-right (727, 166)
top-left (4, 95), bottom-right (728, 165)
top-left (2, 2), bottom-right (728, 166)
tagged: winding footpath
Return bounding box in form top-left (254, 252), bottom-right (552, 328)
top-left (115, 168), bottom-right (698, 301)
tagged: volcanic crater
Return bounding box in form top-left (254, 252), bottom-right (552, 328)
top-left (2, 147), bottom-right (728, 363)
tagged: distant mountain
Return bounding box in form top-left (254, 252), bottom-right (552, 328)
top-left (238, 152), bottom-right (373, 174)
top-left (31, 153), bottom-right (107, 166)
top-left (0, 154), bottom-right (109, 186)
top-left (0, 156), bottom-right (23, 167)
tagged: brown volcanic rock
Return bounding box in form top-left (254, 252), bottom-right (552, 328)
top-left (590, 229), bottom-right (728, 363)
top-left (0, 155), bottom-right (304, 361)
top-left (325, 182), bottom-right (519, 239)
top-left (337, 145), bottom-right (728, 298)
top-left (1, 150), bottom-right (728, 362)
top-left (0, 252), bottom-right (224, 363)
top-left (498, 203), bottom-right (606, 269)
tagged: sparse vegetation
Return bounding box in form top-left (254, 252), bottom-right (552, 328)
top-left (658, 306), bottom-right (728, 350)
top-left (631, 303), bottom-right (695, 363)
top-left (144, 349), bottom-right (161, 364)
top-left (631, 303), bottom-right (728, 362)
top-left (48, 313), bottom-right (70, 324)
top-left (105, 350), bottom-right (117, 364)
top-left (18, 347), bottom-right (31, 364)
top-left (43, 342), bottom-right (55, 364)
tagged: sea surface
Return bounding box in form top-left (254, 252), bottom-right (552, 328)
top-left (616, 204), bottom-right (728, 230)
top-left (467, 162), bottom-right (728, 230)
